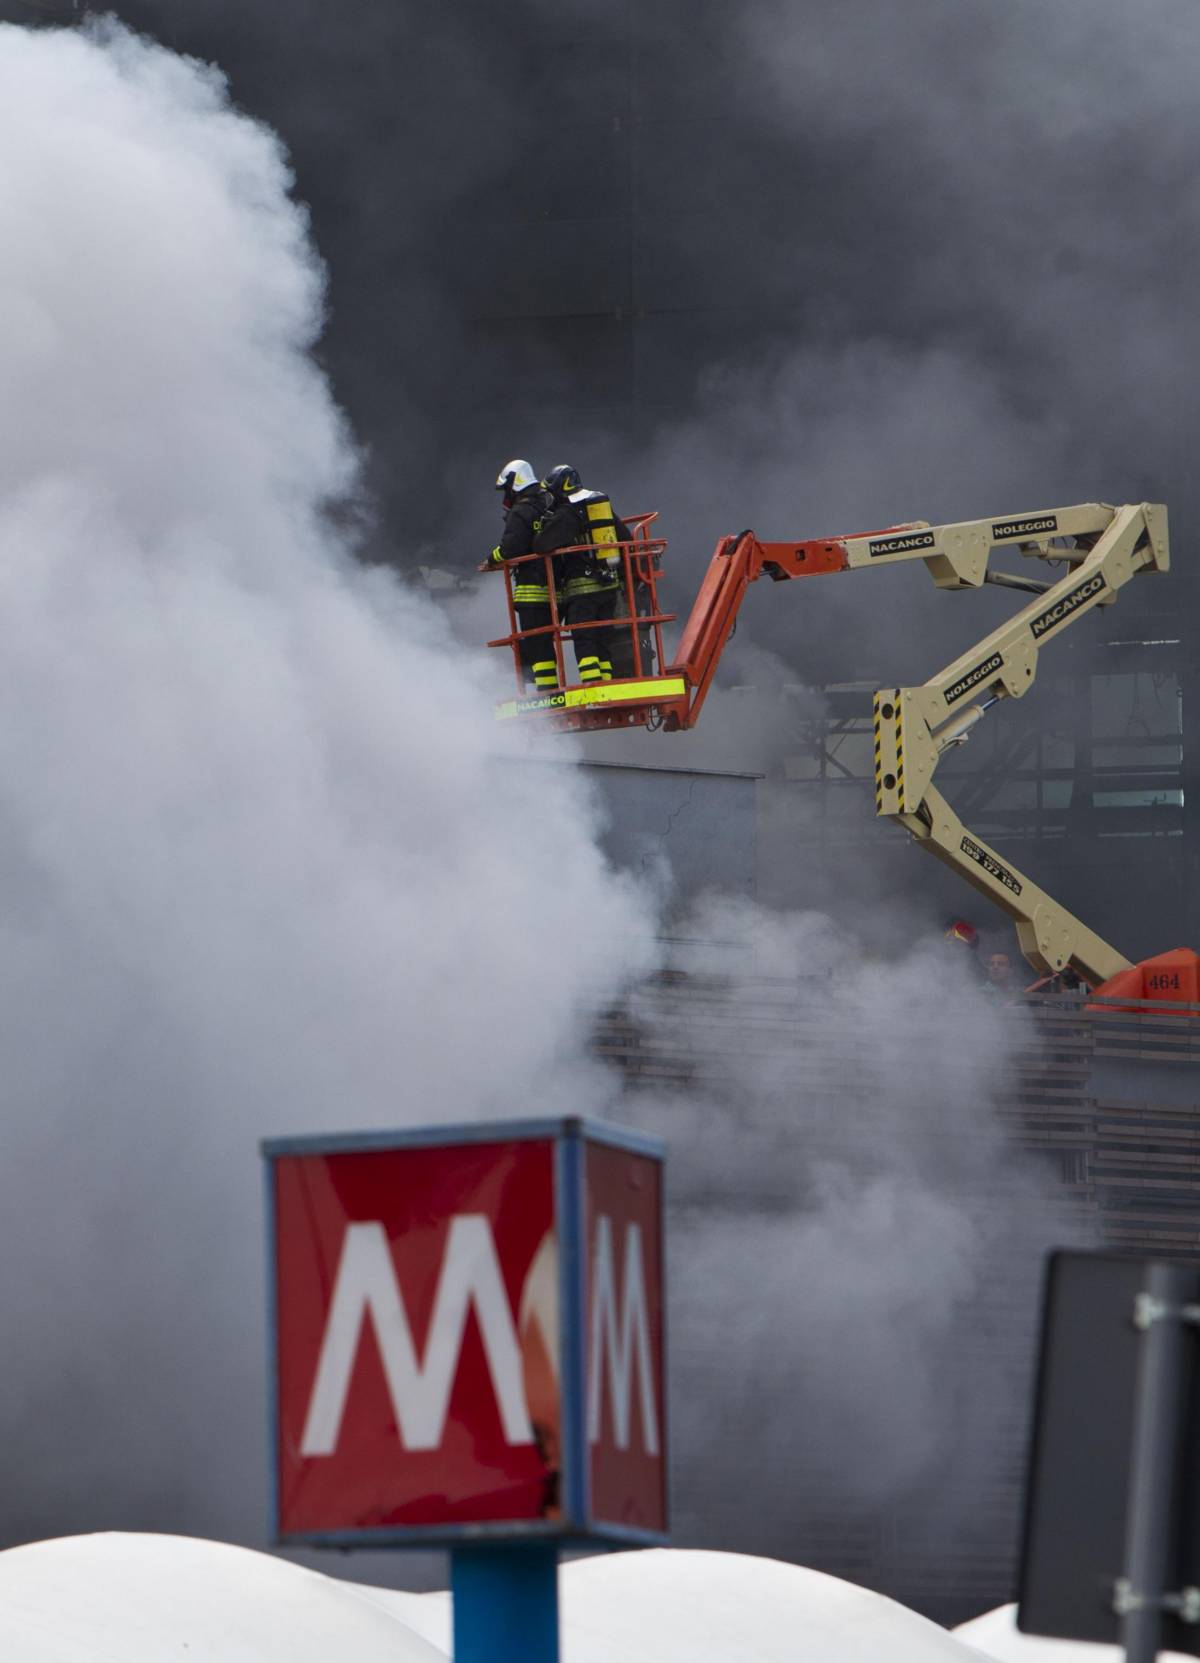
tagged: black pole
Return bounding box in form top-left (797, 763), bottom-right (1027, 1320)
top-left (1121, 1261), bottom-right (1192, 1663)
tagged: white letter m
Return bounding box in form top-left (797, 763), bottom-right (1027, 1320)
top-left (300, 1217), bottom-right (533, 1456)
top-left (587, 1216), bottom-right (660, 1455)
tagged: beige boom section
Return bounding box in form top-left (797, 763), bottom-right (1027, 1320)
top-left (870, 501), bottom-right (1170, 982)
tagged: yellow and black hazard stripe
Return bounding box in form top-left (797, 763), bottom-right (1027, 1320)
top-left (895, 702), bottom-right (905, 807)
top-left (495, 676), bottom-right (687, 720)
top-left (873, 689), bottom-right (904, 816)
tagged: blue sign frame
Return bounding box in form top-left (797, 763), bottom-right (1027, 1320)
top-left (261, 1115), bottom-right (668, 1552)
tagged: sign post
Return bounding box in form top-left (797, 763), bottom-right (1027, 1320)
top-left (451, 1543), bottom-right (559, 1663)
top-left (262, 1117), bottom-right (667, 1662)
top-left (1018, 1251), bottom-right (1200, 1663)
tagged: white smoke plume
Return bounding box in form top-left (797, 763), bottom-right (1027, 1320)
top-left (0, 19), bottom-right (654, 1551)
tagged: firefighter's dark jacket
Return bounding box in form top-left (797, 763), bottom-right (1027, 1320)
top-left (490, 488), bottom-right (553, 603)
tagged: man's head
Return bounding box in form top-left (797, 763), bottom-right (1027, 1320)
top-left (987, 951), bottom-right (1012, 984)
top-left (543, 462), bottom-right (582, 501)
top-left (495, 458), bottom-right (538, 510)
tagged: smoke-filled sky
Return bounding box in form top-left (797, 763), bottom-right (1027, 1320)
top-left (8, 0), bottom-right (1189, 582)
top-left (0, 0), bottom-right (1161, 1619)
top-left (13, 1), bottom-right (1184, 575)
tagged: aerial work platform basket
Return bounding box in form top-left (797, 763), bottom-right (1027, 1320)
top-left (488, 513), bottom-right (691, 733)
top-left (487, 516), bottom-right (874, 734)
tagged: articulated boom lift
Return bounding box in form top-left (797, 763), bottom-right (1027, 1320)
top-left (864, 501), bottom-right (1189, 1002)
top-left (488, 499), bottom-right (1196, 1004)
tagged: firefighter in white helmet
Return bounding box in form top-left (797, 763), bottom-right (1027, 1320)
top-left (487, 460), bottom-right (559, 692)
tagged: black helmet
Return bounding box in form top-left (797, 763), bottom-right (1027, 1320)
top-left (543, 463), bottom-right (582, 501)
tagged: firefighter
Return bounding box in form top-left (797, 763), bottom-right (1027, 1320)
top-left (535, 464), bottom-right (634, 684)
top-left (487, 459), bottom-right (558, 692)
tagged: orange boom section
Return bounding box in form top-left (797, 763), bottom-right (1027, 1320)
top-left (1092, 949), bottom-right (1200, 1011)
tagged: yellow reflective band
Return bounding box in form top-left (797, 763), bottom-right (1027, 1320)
top-left (564, 578), bottom-right (616, 596)
top-left (561, 677), bottom-right (688, 706)
top-left (495, 676), bottom-right (688, 720)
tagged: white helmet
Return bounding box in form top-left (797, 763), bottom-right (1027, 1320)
top-left (495, 458), bottom-right (538, 499)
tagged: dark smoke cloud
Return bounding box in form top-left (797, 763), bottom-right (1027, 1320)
top-left (18, 0), bottom-right (1186, 612)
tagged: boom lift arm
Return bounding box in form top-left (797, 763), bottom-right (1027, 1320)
top-left (872, 501), bottom-right (1168, 985)
top-left (672, 502), bottom-right (1165, 728)
top-left (667, 500), bottom-right (1174, 987)
top-left (490, 498), bottom-right (1189, 999)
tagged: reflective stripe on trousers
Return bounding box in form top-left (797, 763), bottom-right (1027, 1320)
top-left (562, 579), bottom-right (617, 600)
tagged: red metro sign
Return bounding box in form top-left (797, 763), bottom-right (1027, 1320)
top-left (264, 1119), bottom-right (667, 1546)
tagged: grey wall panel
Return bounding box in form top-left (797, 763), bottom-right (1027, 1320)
top-left (635, 214), bottom-right (809, 313)
top-left (467, 315), bottom-right (634, 417)
top-left (450, 220), bottom-right (630, 317)
top-left (581, 762), bottom-right (756, 907)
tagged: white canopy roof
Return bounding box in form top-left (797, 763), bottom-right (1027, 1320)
top-left (371, 1545), bottom-right (989, 1662)
top-left (0, 1533), bottom-right (444, 1663)
top-left (0, 1532), bottom-right (1171, 1663)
